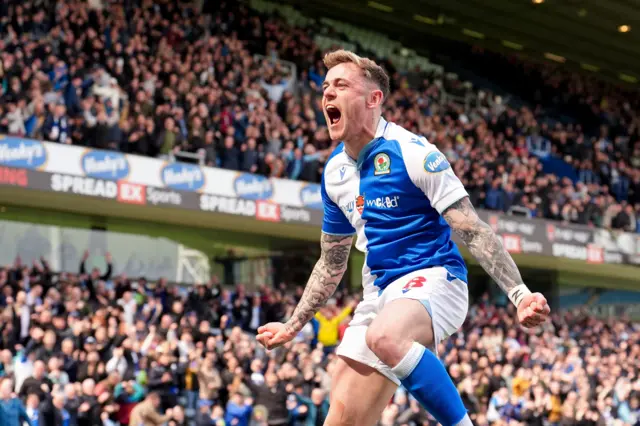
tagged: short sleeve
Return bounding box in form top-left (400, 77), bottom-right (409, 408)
top-left (403, 142), bottom-right (468, 214)
top-left (321, 175), bottom-right (356, 235)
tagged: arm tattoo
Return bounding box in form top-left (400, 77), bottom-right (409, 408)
top-left (285, 233), bottom-right (352, 334)
top-left (443, 197), bottom-right (524, 294)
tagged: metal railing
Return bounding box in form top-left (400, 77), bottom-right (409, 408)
top-left (171, 150), bottom-right (205, 166)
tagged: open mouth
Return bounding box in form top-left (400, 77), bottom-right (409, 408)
top-left (326, 105), bottom-right (342, 126)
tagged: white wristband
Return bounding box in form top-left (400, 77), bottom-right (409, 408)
top-left (508, 284), bottom-right (531, 307)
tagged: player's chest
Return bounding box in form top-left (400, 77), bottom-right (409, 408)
top-left (327, 159), bottom-right (422, 225)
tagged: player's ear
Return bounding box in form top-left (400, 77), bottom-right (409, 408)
top-left (366, 89), bottom-right (384, 109)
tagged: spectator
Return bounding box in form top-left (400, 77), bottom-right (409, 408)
top-left (125, 115), bottom-right (154, 156)
top-left (197, 352), bottom-right (222, 407)
top-left (42, 104), bottom-right (70, 145)
top-left (24, 98), bottom-right (47, 138)
top-left (156, 117), bottom-right (184, 159)
top-left (129, 392), bottom-right (173, 426)
top-left (485, 180), bottom-right (506, 211)
top-left (105, 346), bottom-right (128, 378)
top-left (246, 373), bottom-right (289, 426)
top-left (241, 138), bottom-right (260, 173)
top-left (18, 361), bottom-right (51, 401)
top-left (78, 251), bottom-right (112, 304)
top-left (0, 377), bottom-right (32, 426)
top-left (487, 387), bottom-right (509, 423)
top-left (221, 136), bottom-right (241, 171)
top-left (29, 330), bottom-right (57, 365)
top-left (293, 388), bottom-right (330, 426)
top-left (46, 358), bottom-right (69, 388)
top-left (613, 204), bottom-right (637, 232)
top-left (314, 299), bottom-right (354, 354)
top-left (63, 383), bottom-right (81, 426)
top-left (224, 393), bottom-right (253, 426)
top-left (168, 405), bottom-right (186, 426)
top-left (205, 405), bottom-right (226, 426)
top-left (24, 393), bottom-right (40, 426)
top-left (4, 103), bottom-right (25, 136)
top-left (147, 351), bottom-right (178, 410)
top-left (200, 130), bottom-right (218, 167)
top-left (38, 390), bottom-right (66, 426)
top-left (76, 379), bottom-right (101, 426)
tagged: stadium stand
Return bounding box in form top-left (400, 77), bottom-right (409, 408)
top-left (1, 255), bottom-right (640, 426)
top-left (0, 0), bottom-right (638, 231)
top-left (1, 1), bottom-right (640, 426)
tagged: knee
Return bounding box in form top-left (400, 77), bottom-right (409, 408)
top-left (365, 326), bottom-right (409, 367)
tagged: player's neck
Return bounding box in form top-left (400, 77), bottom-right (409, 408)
top-left (343, 114), bottom-right (381, 160)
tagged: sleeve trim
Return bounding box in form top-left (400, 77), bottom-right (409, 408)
top-left (434, 188), bottom-right (469, 215)
top-left (321, 230), bottom-right (356, 236)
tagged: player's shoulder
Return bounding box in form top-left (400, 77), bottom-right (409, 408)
top-left (382, 121), bottom-right (437, 154)
top-left (325, 142), bottom-right (348, 165)
top-left (322, 142), bottom-right (350, 185)
top-left (382, 121), bottom-right (450, 174)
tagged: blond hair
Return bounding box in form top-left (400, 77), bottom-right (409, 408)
top-left (323, 49), bottom-right (390, 101)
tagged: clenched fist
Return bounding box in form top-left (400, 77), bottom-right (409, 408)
top-left (256, 322), bottom-right (297, 350)
top-left (517, 293), bottom-right (550, 328)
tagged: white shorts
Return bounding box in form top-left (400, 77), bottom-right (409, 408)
top-left (336, 267), bottom-right (468, 385)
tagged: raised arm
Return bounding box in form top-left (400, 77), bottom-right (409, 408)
top-left (257, 232), bottom-right (353, 349)
top-left (286, 232), bottom-right (352, 333)
top-left (442, 197), bottom-right (550, 327)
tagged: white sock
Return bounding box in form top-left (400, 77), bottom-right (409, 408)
top-left (390, 341), bottom-right (425, 380)
top-left (455, 413), bottom-right (474, 425)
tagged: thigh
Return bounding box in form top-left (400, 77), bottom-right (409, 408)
top-left (324, 356), bottom-right (397, 426)
top-left (336, 309), bottom-right (399, 385)
top-left (369, 297), bottom-right (434, 356)
top-left (377, 268), bottom-right (469, 350)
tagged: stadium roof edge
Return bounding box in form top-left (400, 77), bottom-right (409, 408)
top-left (277, 0), bottom-right (640, 88)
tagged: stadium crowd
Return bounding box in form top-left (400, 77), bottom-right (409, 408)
top-left (0, 0), bottom-right (639, 232)
top-left (1, 252), bottom-right (640, 426)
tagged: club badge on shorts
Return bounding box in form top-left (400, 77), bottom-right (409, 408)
top-left (374, 153), bottom-right (390, 175)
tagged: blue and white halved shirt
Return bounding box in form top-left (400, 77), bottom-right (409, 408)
top-left (321, 118), bottom-right (468, 294)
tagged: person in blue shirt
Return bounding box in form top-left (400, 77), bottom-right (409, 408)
top-left (0, 377), bottom-right (32, 426)
top-left (257, 49), bottom-right (550, 426)
top-left (485, 180), bottom-right (506, 211)
top-left (25, 394), bottom-right (40, 426)
top-left (224, 394), bottom-right (252, 426)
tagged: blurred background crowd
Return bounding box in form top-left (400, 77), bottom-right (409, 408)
top-left (1, 0), bottom-right (640, 425)
top-left (0, 0), bottom-right (639, 231)
top-left (1, 254), bottom-right (639, 426)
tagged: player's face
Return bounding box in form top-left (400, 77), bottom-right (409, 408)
top-left (322, 63), bottom-right (372, 142)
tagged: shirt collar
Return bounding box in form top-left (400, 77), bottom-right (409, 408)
top-left (355, 117), bottom-right (388, 169)
top-left (375, 116), bottom-right (388, 139)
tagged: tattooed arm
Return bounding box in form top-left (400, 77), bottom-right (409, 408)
top-left (285, 232), bottom-right (353, 334)
top-left (442, 197), bottom-right (550, 327)
top-left (257, 232), bottom-right (352, 349)
top-left (442, 196), bottom-right (550, 326)
top-left (442, 197), bottom-right (524, 296)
